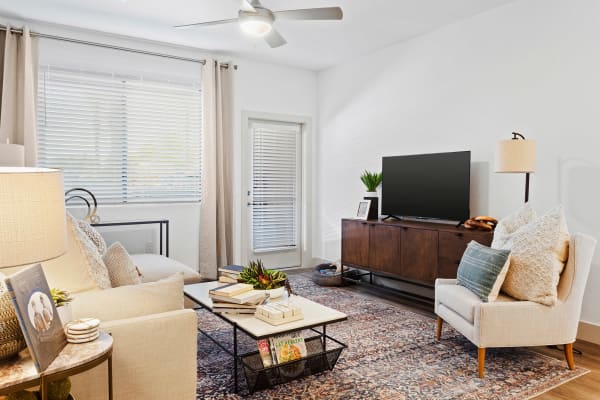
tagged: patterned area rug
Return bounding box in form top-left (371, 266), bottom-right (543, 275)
top-left (196, 275), bottom-right (588, 399)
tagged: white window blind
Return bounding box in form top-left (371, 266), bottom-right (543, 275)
top-left (250, 120), bottom-right (301, 251)
top-left (37, 66), bottom-right (202, 204)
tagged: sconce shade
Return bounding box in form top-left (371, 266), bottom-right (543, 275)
top-left (495, 139), bottom-right (536, 173)
top-left (0, 144), bottom-right (25, 167)
top-left (0, 168), bottom-right (67, 268)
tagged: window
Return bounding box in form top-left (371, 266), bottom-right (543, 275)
top-left (37, 66), bottom-right (202, 204)
top-left (250, 120), bottom-right (301, 252)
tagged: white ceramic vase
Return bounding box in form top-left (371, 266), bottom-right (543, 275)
top-left (57, 303), bottom-right (73, 326)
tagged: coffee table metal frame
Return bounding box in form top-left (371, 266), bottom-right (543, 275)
top-left (185, 289), bottom-right (347, 394)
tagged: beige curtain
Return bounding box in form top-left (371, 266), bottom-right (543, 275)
top-left (199, 59), bottom-right (234, 279)
top-left (0, 26), bottom-right (38, 166)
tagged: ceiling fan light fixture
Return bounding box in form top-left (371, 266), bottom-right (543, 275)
top-left (240, 18), bottom-right (272, 37)
top-left (239, 8), bottom-right (274, 37)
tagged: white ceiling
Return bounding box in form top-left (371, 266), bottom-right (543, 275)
top-left (0, 0), bottom-right (514, 70)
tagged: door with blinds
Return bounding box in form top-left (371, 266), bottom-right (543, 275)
top-left (246, 119), bottom-right (302, 268)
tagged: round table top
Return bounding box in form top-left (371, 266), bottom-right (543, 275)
top-left (0, 332), bottom-right (112, 392)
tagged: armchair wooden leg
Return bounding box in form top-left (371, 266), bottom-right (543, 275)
top-left (564, 343), bottom-right (575, 370)
top-left (436, 317), bottom-right (443, 341)
top-left (478, 347), bottom-right (486, 378)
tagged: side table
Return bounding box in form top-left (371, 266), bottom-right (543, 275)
top-left (0, 332), bottom-right (113, 400)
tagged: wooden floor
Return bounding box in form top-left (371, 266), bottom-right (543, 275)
top-left (294, 269), bottom-right (600, 399)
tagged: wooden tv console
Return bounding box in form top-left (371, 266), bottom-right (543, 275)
top-left (341, 218), bottom-right (493, 298)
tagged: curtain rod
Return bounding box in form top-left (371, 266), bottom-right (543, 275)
top-left (0, 25), bottom-right (236, 69)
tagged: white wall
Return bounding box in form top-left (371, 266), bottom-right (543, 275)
top-left (2, 18), bottom-right (318, 271)
top-left (315, 0), bottom-right (600, 325)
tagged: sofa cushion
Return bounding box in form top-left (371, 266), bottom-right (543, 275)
top-left (131, 254), bottom-right (202, 285)
top-left (103, 242), bottom-right (142, 287)
top-left (491, 203), bottom-right (537, 249)
top-left (77, 219), bottom-right (107, 255)
top-left (436, 283), bottom-right (481, 324)
top-left (495, 206), bottom-right (570, 306)
top-left (457, 241), bottom-right (511, 302)
top-left (71, 273), bottom-right (184, 322)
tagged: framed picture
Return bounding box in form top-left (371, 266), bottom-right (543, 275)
top-left (4, 264), bottom-right (67, 371)
top-left (355, 200), bottom-right (371, 220)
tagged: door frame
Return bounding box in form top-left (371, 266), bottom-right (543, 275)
top-left (240, 111), bottom-right (313, 269)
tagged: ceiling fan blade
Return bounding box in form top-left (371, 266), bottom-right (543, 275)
top-left (273, 7), bottom-right (343, 21)
top-left (174, 18), bottom-right (238, 29)
top-left (264, 28), bottom-right (287, 48)
top-left (239, 0), bottom-right (257, 12)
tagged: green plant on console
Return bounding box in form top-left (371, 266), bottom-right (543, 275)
top-left (360, 170), bottom-right (382, 192)
top-left (240, 259), bottom-right (288, 290)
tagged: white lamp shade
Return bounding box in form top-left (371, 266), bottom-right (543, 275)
top-left (494, 139), bottom-right (536, 173)
top-left (0, 168), bottom-right (67, 268)
top-left (0, 144), bottom-right (25, 167)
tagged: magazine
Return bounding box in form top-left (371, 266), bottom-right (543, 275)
top-left (4, 264), bottom-right (67, 371)
top-left (268, 332), bottom-right (307, 364)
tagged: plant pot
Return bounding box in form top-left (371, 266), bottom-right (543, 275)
top-left (57, 303), bottom-right (73, 326)
top-left (263, 286), bottom-right (285, 299)
top-left (363, 195), bottom-right (379, 220)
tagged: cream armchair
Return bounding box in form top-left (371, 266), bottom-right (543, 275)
top-left (435, 233), bottom-right (597, 378)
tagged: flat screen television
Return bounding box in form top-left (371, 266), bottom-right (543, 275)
top-left (382, 151), bottom-right (471, 221)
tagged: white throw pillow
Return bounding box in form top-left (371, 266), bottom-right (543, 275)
top-left (77, 220), bottom-right (107, 255)
top-left (491, 203), bottom-right (537, 249)
top-left (103, 242), bottom-right (142, 287)
top-left (494, 205), bottom-right (570, 306)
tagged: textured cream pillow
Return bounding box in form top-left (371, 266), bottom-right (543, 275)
top-left (103, 242), bottom-right (142, 287)
top-left (495, 206), bottom-right (570, 306)
top-left (77, 220), bottom-right (107, 255)
top-left (71, 273), bottom-right (184, 321)
top-left (491, 203), bottom-right (537, 249)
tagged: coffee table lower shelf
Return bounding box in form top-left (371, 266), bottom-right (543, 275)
top-left (241, 335), bottom-right (346, 394)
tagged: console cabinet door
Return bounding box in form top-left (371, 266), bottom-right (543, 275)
top-left (368, 224), bottom-right (401, 274)
top-left (341, 220), bottom-right (369, 266)
top-left (438, 231), bottom-right (493, 279)
top-left (400, 227), bottom-right (438, 284)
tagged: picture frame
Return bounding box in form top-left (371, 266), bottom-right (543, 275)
top-left (355, 200), bottom-right (371, 220)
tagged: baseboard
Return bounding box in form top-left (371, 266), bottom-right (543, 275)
top-left (577, 321), bottom-right (600, 345)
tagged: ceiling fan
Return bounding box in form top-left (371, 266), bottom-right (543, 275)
top-left (174, 0), bottom-right (343, 48)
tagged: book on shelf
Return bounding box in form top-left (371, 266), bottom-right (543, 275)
top-left (218, 265), bottom-right (245, 274)
top-left (209, 290), bottom-right (268, 305)
top-left (257, 339), bottom-right (273, 367)
top-left (3, 264), bottom-right (67, 371)
top-left (209, 283), bottom-right (253, 297)
top-left (269, 332), bottom-right (307, 364)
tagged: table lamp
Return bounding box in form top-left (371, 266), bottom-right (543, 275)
top-left (494, 132), bottom-right (536, 202)
top-left (0, 167), bottom-right (67, 360)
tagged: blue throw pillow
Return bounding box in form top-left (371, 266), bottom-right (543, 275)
top-left (457, 241), bottom-right (511, 302)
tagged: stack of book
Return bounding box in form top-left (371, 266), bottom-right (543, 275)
top-left (209, 283), bottom-right (268, 314)
top-left (217, 265), bottom-right (244, 283)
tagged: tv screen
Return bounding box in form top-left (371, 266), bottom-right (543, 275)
top-left (382, 151), bottom-right (470, 221)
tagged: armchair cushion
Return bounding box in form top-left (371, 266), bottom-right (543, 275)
top-left (71, 273), bottom-right (184, 321)
top-left (495, 205), bottom-right (570, 306)
top-left (456, 241), bottom-right (511, 302)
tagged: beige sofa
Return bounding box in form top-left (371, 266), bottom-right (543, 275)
top-left (5, 216), bottom-right (200, 399)
top-left (435, 233), bottom-right (597, 378)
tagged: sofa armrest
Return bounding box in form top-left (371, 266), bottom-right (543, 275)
top-left (70, 309), bottom-right (198, 400)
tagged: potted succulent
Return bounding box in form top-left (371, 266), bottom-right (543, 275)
top-left (360, 170), bottom-right (382, 220)
top-left (239, 260), bottom-right (288, 298)
top-left (51, 288), bottom-right (73, 326)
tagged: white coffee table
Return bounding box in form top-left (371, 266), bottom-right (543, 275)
top-left (184, 281), bottom-right (347, 393)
